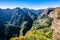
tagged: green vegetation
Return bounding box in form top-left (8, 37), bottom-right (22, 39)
top-left (10, 37), bottom-right (19, 40)
top-left (57, 16), bottom-right (60, 19)
top-left (32, 17), bottom-right (53, 30)
top-left (10, 30), bottom-right (52, 40)
top-left (57, 32), bottom-right (60, 35)
top-left (46, 29), bottom-right (53, 38)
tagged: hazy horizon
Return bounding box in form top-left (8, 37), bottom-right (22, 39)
top-left (0, 0), bottom-right (60, 9)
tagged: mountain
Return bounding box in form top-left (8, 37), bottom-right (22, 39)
top-left (0, 7), bottom-right (60, 40)
top-left (1, 7), bottom-right (60, 40)
top-left (10, 8), bottom-right (55, 40)
top-left (0, 7), bottom-right (44, 40)
top-left (18, 7), bottom-right (60, 40)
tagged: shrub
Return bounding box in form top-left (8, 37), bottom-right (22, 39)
top-left (57, 16), bottom-right (60, 19)
top-left (10, 37), bottom-right (19, 40)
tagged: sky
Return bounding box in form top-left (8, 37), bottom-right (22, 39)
top-left (0, 0), bottom-right (60, 9)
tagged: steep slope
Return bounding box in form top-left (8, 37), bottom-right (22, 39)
top-left (48, 7), bottom-right (60, 39)
top-left (0, 7), bottom-right (44, 40)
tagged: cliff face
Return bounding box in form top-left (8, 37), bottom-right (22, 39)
top-left (48, 7), bottom-right (60, 39)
